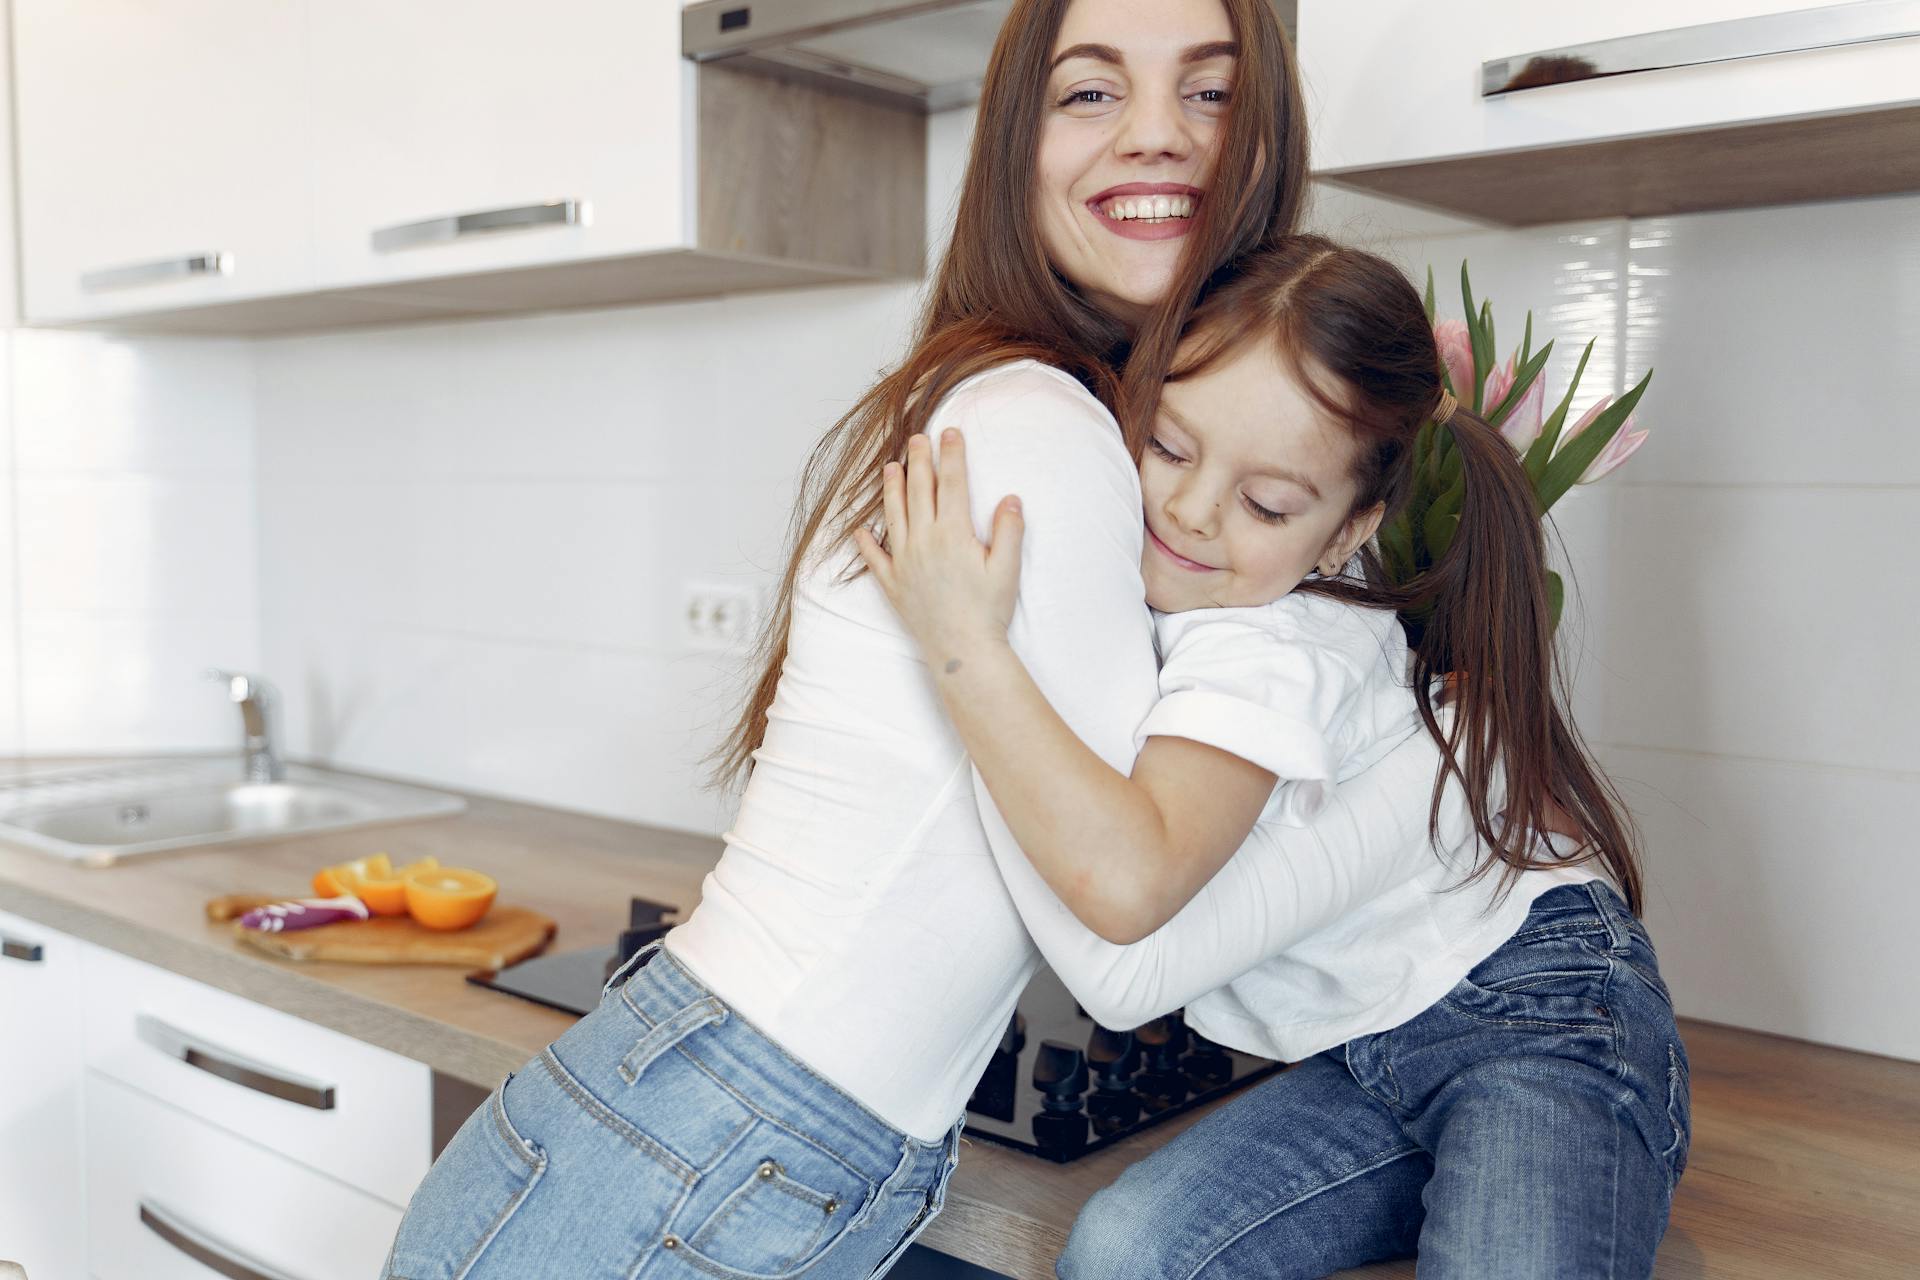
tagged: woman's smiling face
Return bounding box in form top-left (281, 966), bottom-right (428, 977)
top-left (1037, 0), bottom-right (1236, 324)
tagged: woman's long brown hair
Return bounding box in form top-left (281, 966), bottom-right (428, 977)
top-left (1173, 236), bottom-right (1644, 911)
top-left (711, 0), bottom-right (1310, 785)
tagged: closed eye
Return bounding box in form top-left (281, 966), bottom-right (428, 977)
top-left (1147, 436), bottom-right (1187, 464)
top-left (1243, 495), bottom-right (1286, 524)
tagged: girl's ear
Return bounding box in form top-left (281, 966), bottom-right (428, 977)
top-left (1319, 502), bottom-right (1386, 575)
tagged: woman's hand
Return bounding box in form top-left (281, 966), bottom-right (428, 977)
top-left (854, 428), bottom-right (1025, 666)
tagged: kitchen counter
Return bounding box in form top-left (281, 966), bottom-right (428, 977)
top-left (6, 758), bottom-right (1916, 1280)
top-left (0, 758), bottom-right (1238, 1280)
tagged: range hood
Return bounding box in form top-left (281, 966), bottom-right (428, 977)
top-left (683, 0), bottom-right (1014, 111)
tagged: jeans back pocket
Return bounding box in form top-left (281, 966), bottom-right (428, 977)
top-left (664, 1120), bottom-right (874, 1279)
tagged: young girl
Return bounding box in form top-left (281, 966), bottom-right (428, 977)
top-left (856, 236), bottom-right (1688, 1278)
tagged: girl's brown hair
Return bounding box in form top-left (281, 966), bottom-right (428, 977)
top-left (713, 0), bottom-right (1310, 784)
top-left (1174, 235), bottom-right (1643, 911)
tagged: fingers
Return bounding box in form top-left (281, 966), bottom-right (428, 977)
top-left (880, 459), bottom-right (907, 551)
top-left (986, 494), bottom-right (1024, 591)
top-left (852, 525), bottom-right (894, 594)
top-left (936, 428), bottom-right (970, 528)
top-left (906, 432), bottom-right (936, 529)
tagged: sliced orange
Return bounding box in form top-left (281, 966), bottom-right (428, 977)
top-left (356, 856), bottom-right (442, 917)
top-left (404, 866), bottom-right (497, 931)
top-left (312, 852), bottom-right (394, 899)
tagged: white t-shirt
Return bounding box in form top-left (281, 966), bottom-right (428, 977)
top-left (1144, 594), bottom-right (1419, 827)
top-left (1138, 594), bottom-right (1597, 1061)
top-left (666, 360), bottom-right (1592, 1139)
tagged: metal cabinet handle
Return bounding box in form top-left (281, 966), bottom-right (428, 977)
top-left (1484, 0), bottom-right (1920, 96)
top-left (135, 1013), bottom-right (337, 1110)
top-left (80, 251), bottom-right (233, 292)
top-left (1, 934), bottom-right (45, 963)
top-left (370, 198), bottom-right (587, 252)
top-left (140, 1200), bottom-right (304, 1280)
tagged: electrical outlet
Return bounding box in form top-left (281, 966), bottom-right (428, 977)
top-left (682, 582), bottom-right (763, 651)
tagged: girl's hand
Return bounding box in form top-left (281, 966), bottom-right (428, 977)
top-left (854, 428), bottom-right (1024, 664)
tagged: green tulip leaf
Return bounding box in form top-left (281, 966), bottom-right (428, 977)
top-left (1525, 338), bottom-right (1594, 486)
top-left (1486, 341), bottom-right (1554, 429)
top-left (1537, 370), bottom-right (1652, 511)
top-left (1547, 570), bottom-right (1565, 631)
top-left (1424, 266), bottom-right (1436, 324)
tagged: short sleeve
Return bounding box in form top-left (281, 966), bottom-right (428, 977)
top-left (1140, 605), bottom-right (1373, 788)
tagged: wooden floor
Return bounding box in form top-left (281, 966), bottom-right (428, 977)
top-left (1332, 1019), bottom-right (1920, 1279)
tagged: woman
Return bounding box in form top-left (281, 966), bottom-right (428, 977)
top-left (383, 1), bottom-right (1654, 1276)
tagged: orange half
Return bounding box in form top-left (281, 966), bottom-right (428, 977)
top-left (357, 856), bottom-right (442, 917)
top-left (404, 866), bottom-right (497, 931)
top-left (312, 852), bottom-right (394, 899)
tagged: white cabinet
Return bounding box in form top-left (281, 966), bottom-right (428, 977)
top-left (1302, 0), bottom-right (1920, 224)
top-left (87, 1071), bottom-right (401, 1280)
top-left (9, 0), bottom-right (924, 332)
top-left (307, 0), bottom-right (686, 289)
top-left (0, 909), bottom-right (86, 1280)
top-left (11, 0), bottom-right (313, 323)
top-left (82, 944), bottom-right (433, 1209)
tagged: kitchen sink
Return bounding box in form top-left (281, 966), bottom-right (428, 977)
top-left (0, 757), bottom-right (466, 866)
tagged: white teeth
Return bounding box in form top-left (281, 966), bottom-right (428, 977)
top-left (1101, 194), bottom-right (1197, 222)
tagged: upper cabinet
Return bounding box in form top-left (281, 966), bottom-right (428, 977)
top-left (12, 0), bottom-right (314, 321)
top-left (11, 0), bottom-right (926, 332)
top-left (1301, 0), bottom-right (1920, 225)
top-left (305, 0), bottom-right (683, 290)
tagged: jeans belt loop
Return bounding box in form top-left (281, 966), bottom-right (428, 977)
top-left (1585, 881), bottom-right (1632, 956)
top-left (618, 995), bottom-right (728, 1085)
top-left (600, 938), bottom-right (665, 1000)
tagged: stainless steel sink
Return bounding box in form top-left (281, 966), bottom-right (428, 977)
top-left (0, 758), bottom-right (466, 866)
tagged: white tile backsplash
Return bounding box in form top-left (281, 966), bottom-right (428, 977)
top-left (1623, 196), bottom-right (1920, 488)
top-left (20, 612), bottom-right (258, 752)
top-left (11, 330), bottom-right (254, 474)
top-left (16, 474), bottom-right (255, 616)
top-left (1602, 743), bottom-right (1920, 1062)
top-left (1592, 484), bottom-right (1920, 773)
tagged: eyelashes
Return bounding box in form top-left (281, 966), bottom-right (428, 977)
top-left (1148, 438), bottom-right (1289, 525)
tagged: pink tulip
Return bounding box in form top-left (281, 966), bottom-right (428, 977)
top-left (1498, 372), bottom-right (1545, 452)
top-left (1433, 319), bottom-right (1474, 400)
top-left (1558, 395), bottom-right (1649, 484)
top-left (1480, 353), bottom-right (1515, 418)
top-left (1579, 424), bottom-right (1648, 483)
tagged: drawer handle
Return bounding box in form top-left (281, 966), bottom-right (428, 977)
top-left (135, 1013), bottom-right (337, 1111)
top-left (370, 198), bottom-right (588, 252)
top-left (80, 251), bottom-right (233, 292)
top-left (140, 1200), bottom-right (304, 1280)
top-left (1, 934), bottom-right (45, 963)
top-left (1483, 0), bottom-right (1920, 95)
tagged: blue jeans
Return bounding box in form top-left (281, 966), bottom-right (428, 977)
top-left (1058, 882), bottom-right (1691, 1280)
top-left (383, 942), bottom-right (963, 1280)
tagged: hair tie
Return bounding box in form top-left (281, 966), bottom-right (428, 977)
top-left (1433, 389), bottom-right (1458, 425)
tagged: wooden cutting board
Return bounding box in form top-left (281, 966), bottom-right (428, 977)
top-left (207, 894), bottom-right (557, 968)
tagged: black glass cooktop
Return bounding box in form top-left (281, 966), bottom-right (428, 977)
top-left (468, 898), bottom-right (1284, 1163)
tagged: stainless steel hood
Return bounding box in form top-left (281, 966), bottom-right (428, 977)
top-left (682, 0), bottom-right (1015, 111)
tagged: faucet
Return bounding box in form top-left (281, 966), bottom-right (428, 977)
top-left (205, 669), bottom-right (285, 783)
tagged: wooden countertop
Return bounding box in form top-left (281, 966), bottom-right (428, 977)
top-left (3, 758), bottom-right (1916, 1279)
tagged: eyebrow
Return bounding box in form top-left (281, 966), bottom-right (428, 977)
top-left (1159, 401), bottom-right (1325, 501)
top-left (1050, 40), bottom-right (1240, 72)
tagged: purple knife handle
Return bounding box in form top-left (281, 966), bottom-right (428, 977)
top-left (238, 895), bottom-right (371, 933)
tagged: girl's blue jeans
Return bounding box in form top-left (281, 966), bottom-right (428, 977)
top-left (1058, 881), bottom-right (1691, 1280)
top-left (382, 942), bottom-right (963, 1280)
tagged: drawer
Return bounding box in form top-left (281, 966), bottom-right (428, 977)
top-left (87, 1069), bottom-right (402, 1280)
top-left (82, 944), bottom-right (431, 1207)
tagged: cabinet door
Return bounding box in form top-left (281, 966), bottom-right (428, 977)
top-left (308, 0), bottom-right (688, 289)
top-left (11, 0), bottom-right (312, 322)
top-left (0, 910), bottom-right (86, 1280)
top-left (1304, 0), bottom-right (1920, 172)
top-left (86, 1070), bottom-right (401, 1280)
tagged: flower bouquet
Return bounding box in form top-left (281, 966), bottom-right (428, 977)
top-left (1375, 262), bottom-right (1652, 628)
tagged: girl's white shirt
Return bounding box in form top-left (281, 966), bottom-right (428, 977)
top-left (666, 361), bottom-right (1592, 1141)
